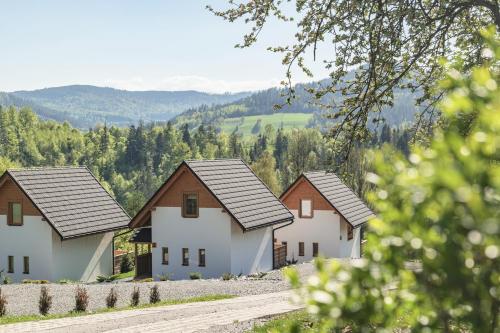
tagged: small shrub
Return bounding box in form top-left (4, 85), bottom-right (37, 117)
top-left (221, 273), bottom-right (236, 281)
top-left (189, 272), bottom-right (202, 280)
top-left (157, 273), bottom-right (172, 281)
top-left (2, 276), bottom-right (11, 285)
top-left (130, 287), bottom-right (140, 307)
top-left (23, 279), bottom-right (49, 284)
top-left (149, 285), bottom-right (160, 304)
top-left (0, 288), bottom-right (7, 316)
top-left (58, 279), bottom-right (76, 284)
top-left (97, 275), bottom-right (118, 283)
top-left (120, 254), bottom-right (134, 273)
top-left (106, 288), bottom-right (118, 308)
top-left (74, 286), bottom-right (89, 312)
top-left (38, 286), bottom-right (52, 315)
top-left (136, 278), bottom-right (153, 283)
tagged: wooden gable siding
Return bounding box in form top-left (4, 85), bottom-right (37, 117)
top-left (156, 165), bottom-right (221, 208)
top-left (0, 177), bottom-right (41, 216)
top-left (281, 177), bottom-right (335, 212)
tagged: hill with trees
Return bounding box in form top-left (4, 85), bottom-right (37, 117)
top-left (173, 80), bottom-right (420, 134)
top-left (2, 85), bottom-right (250, 128)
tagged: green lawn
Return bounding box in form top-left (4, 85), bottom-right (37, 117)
top-left (247, 311), bottom-right (317, 332)
top-left (112, 270), bottom-right (134, 280)
top-left (0, 294), bottom-right (234, 325)
top-left (220, 113), bottom-right (313, 137)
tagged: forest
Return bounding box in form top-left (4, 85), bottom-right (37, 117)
top-left (0, 105), bottom-right (411, 217)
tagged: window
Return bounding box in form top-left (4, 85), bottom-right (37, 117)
top-left (8, 256), bottom-right (14, 273)
top-left (162, 247), bottom-right (169, 265)
top-left (23, 256), bottom-right (29, 274)
top-left (299, 199), bottom-right (312, 218)
top-left (348, 225), bottom-right (354, 240)
top-left (313, 243), bottom-right (319, 257)
top-left (198, 249), bottom-right (206, 267)
top-left (282, 241), bottom-right (288, 255)
top-left (299, 242), bottom-right (305, 256)
top-left (182, 193), bottom-right (199, 218)
top-left (8, 202), bottom-right (23, 226)
top-left (182, 248), bottom-right (189, 266)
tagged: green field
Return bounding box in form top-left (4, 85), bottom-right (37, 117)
top-left (220, 113), bottom-right (313, 137)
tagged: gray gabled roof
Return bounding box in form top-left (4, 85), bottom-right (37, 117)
top-left (302, 171), bottom-right (374, 228)
top-left (4, 166), bottom-right (130, 239)
top-left (185, 159), bottom-right (294, 230)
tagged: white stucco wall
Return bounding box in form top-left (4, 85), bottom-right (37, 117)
top-left (339, 224), bottom-right (361, 258)
top-left (151, 207), bottom-right (232, 280)
top-left (52, 231), bottom-right (113, 282)
top-left (230, 224), bottom-right (273, 275)
top-left (275, 209), bottom-right (361, 263)
top-left (0, 215), bottom-right (54, 282)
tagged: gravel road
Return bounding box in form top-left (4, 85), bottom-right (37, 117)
top-left (0, 262), bottom-right (318, 316)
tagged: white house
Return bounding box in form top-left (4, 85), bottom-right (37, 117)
top-left (129, 159), bottom-right (294, 280)
top-left (276, 171), bottom-right (374, 263)
top-left (0, 167), bottom-right (130, 282)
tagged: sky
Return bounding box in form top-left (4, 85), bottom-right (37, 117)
top-left (0, 1), bottom-right (329, 93)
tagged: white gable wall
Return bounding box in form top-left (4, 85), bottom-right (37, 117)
top-left (151, 207), bottom-right (232, 280)
top-left (0, 215), bottom-right (54, 282)
top-left (230, 223), bottom-right (273, 275)
top-left (275, 209), bottom-right (341, 263)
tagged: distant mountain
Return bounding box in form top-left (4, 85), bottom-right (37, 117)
top-left (173, 80), bottom-right (420, 131)
top-left (3, 85), bottom-right (250, 128)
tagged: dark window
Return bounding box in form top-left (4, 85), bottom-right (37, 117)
top-left (162, 247), bottom-right (169, 265)
top-left (348, 225), bottom-right (354, 240)
top-left (282, 241), bottom-right (288, 255)
top-left (8, 202), bottom-right (23, 226)
top-left (299, 242), bottom-right (305, 256)
top-left (182, 193), bottom-right (199, 218)
top-left (23, 256), bottom-right (29, 274)
top-left (198, 249), bottom-right (206, 267)
top-left (299, 199), bottom-right (313, 218)
top-left (182, 248), bottom-right (189, 266)
top-left (8, 256), bottom-right (14, 273)
top-left (313, 243), bottom-right (319, 257)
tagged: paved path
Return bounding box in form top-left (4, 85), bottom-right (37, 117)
top-left (0, 291), bottom-right (301, 333)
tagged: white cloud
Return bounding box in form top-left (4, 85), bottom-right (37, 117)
top-left (102, 75), bottom-right (283, 93)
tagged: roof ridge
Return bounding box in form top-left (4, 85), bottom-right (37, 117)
top-left (8, 166), bottom-right (87, 172)
top-left (185, 158), bottom-right (243, 162)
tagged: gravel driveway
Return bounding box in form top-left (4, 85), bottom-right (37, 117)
top-left (0, 262), bottom-right (319, 316)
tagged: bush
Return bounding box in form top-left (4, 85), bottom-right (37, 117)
top-left (38, 286), bottom-right (52, 315)
top-left (74, 286), bottom-right (89, 312)
top-left (0, 288), bottom-right (7, 316)
top-left (149, 285), bottom-right (160, 304)
top-left (221, 273), bottom-right (236, 281)
top-left (136, 278), bottom-right (153, 283)
top-left (120, 254), bottom-right (134, 274)
top-left (23, 279), bottom-right (49, 284)
top-left (157, 273), bottom-right (172, 281)
top-left (130, 287), bottom-right (140, 307)
top-left (285, 30), bottom-right (500, 332)
top-left (106, 288), bottom-right (118, 308)
top-left (58, 279), bottom-right (77, 284)
top-left (189, 272), bottom-right (202, 280)
top-left (96, 275), bottom-right (118, 283)
top-left (2, 276), bottom-right (11, 285)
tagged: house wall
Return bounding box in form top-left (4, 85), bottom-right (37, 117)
top-left (275, 209), bottom-right (341, 263)
top-left (51, 231), bottom-right (113, 282)
top-left (278, 177), bottom-right (361, 262)
top-left (230, 223), bottom-right (273, 275)
top-left (0, 215), bottom-right (54, 282)
top-left (151, 207), bottom-right (232, 280)
top-left (0, 177), bottom-right (54, 282)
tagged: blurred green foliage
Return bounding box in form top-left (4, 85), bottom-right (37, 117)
top-left (286, 28), bottom-right (500, 332)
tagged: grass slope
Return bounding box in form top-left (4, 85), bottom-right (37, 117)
top-left (220, 113), bottom-right (313, 137)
